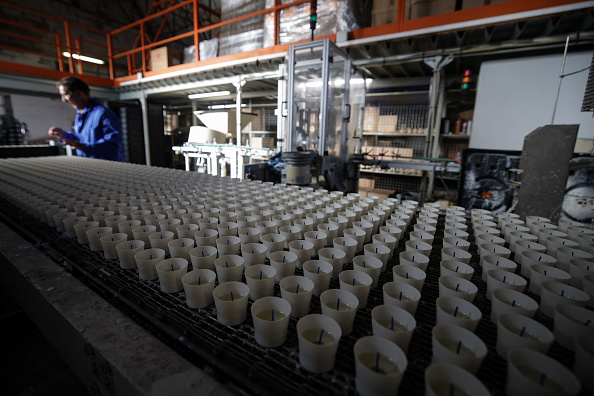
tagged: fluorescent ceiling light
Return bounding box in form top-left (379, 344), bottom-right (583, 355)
top-left (62, 52), bottom-right (104, 65)
top-left (209, 104), bottom-right (247, 110)
top-left (188, 91), bottom-right (231, 99)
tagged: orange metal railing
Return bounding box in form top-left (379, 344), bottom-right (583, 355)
top-left (0, 0), bottom-right (589, 88)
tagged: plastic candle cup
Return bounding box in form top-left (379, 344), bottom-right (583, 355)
top-left (189, 245), bottom-right (217, 271)
top-left (438, 276), bottom-right (477, 303)
top-left (134, 248), bottom-right (165, 280)
top-left (212, 281), bottom-right (250, 326)
top-left (529, 264), bottom-right (570, 296)
top-left (568, 258), bottom-right (594, 288)
top-left (217, 221), bottom-right (238, 237)
top-left (444, 222), bottom-right (467, 232)
top-left (168, 237), bottom-right (194, 261)
top-left (87, 226), bottom-right (112, 251)
top-left (54, 211), bottom-right (77, 232)
top-left (435, 296), bottom-right (482, 332)
top-left (328, 216), bottom-right (348, 237)
top-left (288, 239), bottom-right (314, 268)
top-left (100, 232), bottom-right (128, 260)
top-left (280, 275), bottom-right (314, 318)
top-left (115, 239), bottom-right (145, 269)
top-left (540, 281), bottom-right (590, 319)
top-left (343, 228), bottom-right (366, 253)
top-left (317, 223), bottom-right (339, 245)
top-left (131, 224), bottom-right (157, 245)
top-left (117, 219), bottom-right (142, 239)
top-left (477, 243), bottom-right (510, 267)
top-left (318, 247), bottom-right (346, 278)
top-left (198, 216), bottom-right (219, 231)
top-left (214, 254), bottom-right (244, 283)
top-left (304, 230), bottom-right (328, 258)
top-left (293, 218), bottom-right (315, 234)
top-left (379, 225), bottom-right (403, 242)
top-left (353, 336), bottom-right (407, 396)
top-left (181, 213), bottom-right (202, 225)
top-left (441, 247), bottom-right (472, 265)
top-left (399, 251), bottom-right (430, 272)
top-left (363, 243), bottom-right (391, 272)
top-left (339, 270), bottom-right (373, 308)
top-left (490, 288), bottom-right (539, 325)
top-left (194, 228), bottom-right (218, 248)
top-left (296, 314), bottom-right (342, 373)
top-left (546, 236), bottom-right (578, 259)
top-left (556, 246), bottom-right (594, 273)
top-left (279, 225), bottom-right (302, 248)
top-left (216, 235), bottom-right (241, 256)
top-left (486, 269), bottom-right (527, 300)
top-left (63, 216), bottom-right (90, 238)
top-left (353, 220), bottom-right (374, 243)
top-left (409, 230), bottom-right (435, 246)
top-left (443, 228), bottom-right (469, 241)
top-left (244, 264), bottom-right (276, 301)
top-left (574, 334), bottom-right (594, 392)
top-left (320, 288), bottom-right (359, 336)
top-left (353, 255), bottom-right (383, 288)
top-left (496, 313), bottom-right (554, 359)
top-left (241, 242), bottom-right (267, 268)
top-left (251, 296), bottom-right (292, 348)
top-left (256, 220), bottom-right (277, 238)
top-left (439, 260), bottom-right (474, 281)
top-left (506, 348), bottom-right (581, 396)
top-left (413, 222), bottom-right (437, 237)
top-left (175, 223), bottom-right (199, 240)
top-left (522, 250), bottom-right (558, 280)
top-left (393, 264), bottom-right (427, 292)
top-left (482, 255), bottom-right (517, 282)
top-left (431, 324), bottom-right (487, 374)
top-left (182, 269), bottom-right (216, 308)
top-left (475, 233), bottom-right (506, 249)
top-left (261, 233), bottom-right (286, 259)
top-left (404, 239), bottom-right (432, 257)
top-left (301, 260), bottom-right (332, 296)
top-left (74, 221), bottom-right (100, 244)
top-left (238, 227), bottom-right (261, 246)
top-left (158, 218), bottom-right (181, 234)
top-left (515, 239), bottom-right (547, 267)
top-left (371, 305), bottom-right (416, 353)
top-left (269, 250), bottom-right (298, 282)
top-left (148, 230), bottom-right (175, 254)
top-left (156, 258), bottom-right (188, 293)
top-left (143, 213), bottom-right (165, 227)
top-left (330, 237), bottom-right (356, 264)
top-left (425, 362), bottom-right (490, 396)
top-left (236, 215), bottom-right (256, 230)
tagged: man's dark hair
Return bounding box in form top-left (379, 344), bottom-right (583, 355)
top-left (57, 76), bottom-right (90, 96)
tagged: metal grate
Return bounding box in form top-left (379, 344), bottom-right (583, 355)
top-left (581, 52), bottom-right (594, 113)
top-left (0, 199), bottom-right (578, 396)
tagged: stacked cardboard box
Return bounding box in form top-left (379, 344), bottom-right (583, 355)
top-left (377, 115), bottom-right (399, 133)
top-left (150, 47), bottom-right (182, 71)
top-left (363, 106), bottom-right (380, 132)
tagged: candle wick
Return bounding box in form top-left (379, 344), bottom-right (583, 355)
top-left (337, 298), bottom-right (340, 311)
top-left (363, 261), bottom-right (366, 268)
top-left (586, 320), bottom-right (591, 326)
top-left (455, 266), bottom-right (459, 272)
top-left (283, 256), bottom-right (285, 263)
top-left (391, 316), bottom-right (394, 331)
top-left (539, 373), bottom-right (546, 386)
top-left (561, 289), bottom-right (564, 297)
top-left (226, 262), bottom-right (228, 268)
top-left (230, 292), bottom-right (234, 301)
top-left (449, 383), bottom-right (454, 396)
top-left (456, 340), bottom-right (462, 354)
top-left (520, 326), bottom-right (526, 337)
top-left (412, 256), bottom-right (415, 262)
top-left (171, 264), bottom-right (174, 271)
top-left (512, 300), bottom-right (516, 307)
top-left (503, 276), bottom-right (506, 283)
top-left (406, 273), bottom-right (409, 279)
top-left (202, 251), bottom-right (204, 257)
top-left (456, 284), bottom-right (459, 292)
top-left (454, 306), bottom-right (458, 317)
top-left (375, 352), bottom-right (380, 373)
top-left (271, 309), bottom-right (274, 321)
top-left (352, 278), bottom-right (356, 286)
top-left (453, 251), bottom-right (455, 257)
top-left (318, 329), bottom-right (324, 345)
top-left (296, 284), bottom-right (300, 294)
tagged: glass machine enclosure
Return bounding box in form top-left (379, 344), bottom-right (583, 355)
top-left (287, 39), bottom-right (352, 186)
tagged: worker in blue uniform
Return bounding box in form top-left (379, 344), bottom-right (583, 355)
top-left (48, 76), bottom-right (125, 162)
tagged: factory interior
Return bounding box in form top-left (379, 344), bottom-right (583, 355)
top-left (1, 0), bottom-right (594, 395)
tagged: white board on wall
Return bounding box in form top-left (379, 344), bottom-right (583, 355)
top-left (470, 51), bottom-right (594, 150)
top-left (10, 94), bottom-right (75, 141)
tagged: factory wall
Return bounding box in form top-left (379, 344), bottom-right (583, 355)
top-left (470, 51), bottom-right (594, 151)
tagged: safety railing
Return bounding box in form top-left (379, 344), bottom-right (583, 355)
top-left (0, 0), bottom-right (588, 87)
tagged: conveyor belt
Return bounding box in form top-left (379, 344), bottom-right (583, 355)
top-left (0, 198), bottom-right (577, 396)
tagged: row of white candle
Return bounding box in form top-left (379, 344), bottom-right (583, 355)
top-left (1, 156), bottom-right (592, 395)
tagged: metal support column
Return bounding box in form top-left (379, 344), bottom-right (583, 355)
top-left (139, 93), bottom-right (151, 166)
top-left (277, 63), bottom-right (287, 152)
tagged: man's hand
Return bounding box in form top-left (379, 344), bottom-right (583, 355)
top-left (48, 126), bottom-right (66, 139)
top-left (61, 138), bottom-right (83, 151)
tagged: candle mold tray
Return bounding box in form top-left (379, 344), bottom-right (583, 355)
top-left (0, 200), bottom-right (578, 396)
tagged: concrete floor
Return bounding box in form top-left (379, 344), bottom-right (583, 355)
top-left (1, 289), bottom-right (89, 396)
